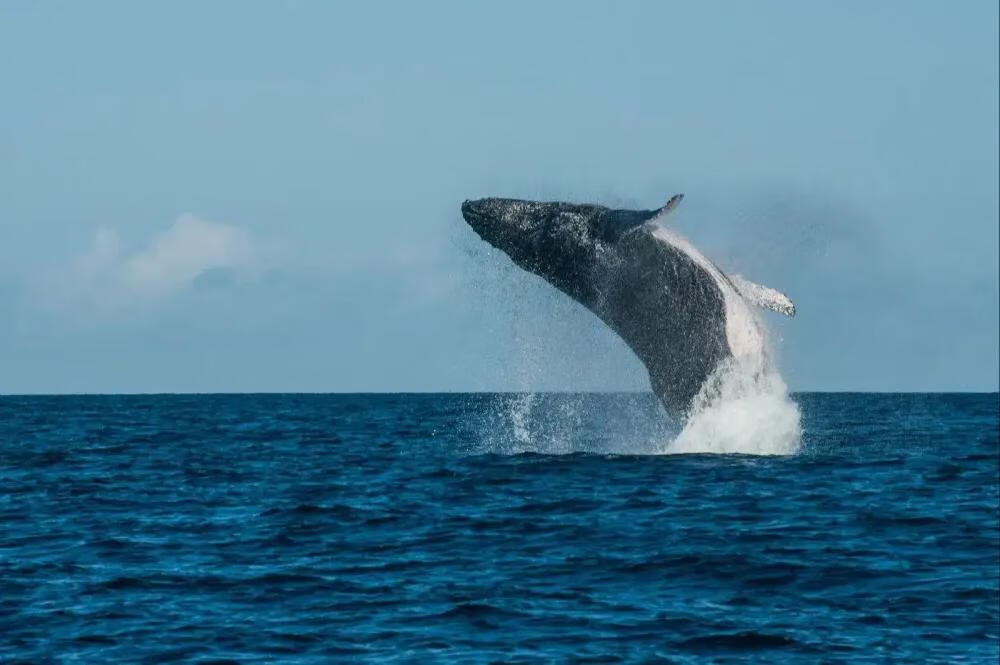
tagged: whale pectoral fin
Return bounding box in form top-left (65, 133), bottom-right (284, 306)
top-left (729, 274), bottom-right (796, 317)
top-left (650, 193), bottom-right (684, 222)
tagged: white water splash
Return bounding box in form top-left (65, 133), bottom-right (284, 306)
top-left (666, 355), bottom-right (801, 455)
top-left (479, 392), bottom-right (673, 456)
top-left (510, 392), bottom-right (536, 448)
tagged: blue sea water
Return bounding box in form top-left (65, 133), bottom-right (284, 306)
top-left (0, 392), bottom-right (997, 663)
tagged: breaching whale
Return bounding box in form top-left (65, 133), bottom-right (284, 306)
top-left (461, 195), bottom-right (795, 420)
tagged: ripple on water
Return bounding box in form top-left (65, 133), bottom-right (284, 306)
top-left (0, 392), bottom-right (996, 663)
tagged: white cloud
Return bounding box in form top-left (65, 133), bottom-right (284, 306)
top-left (121, 214), bottom-right (252, 295)
top-left (43, 214), bottom-right (259, 313)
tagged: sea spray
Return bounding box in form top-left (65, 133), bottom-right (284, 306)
top-left (476, 392), bottom-right (673, 456)
top-left (666, 355), bottom-right (802, 455)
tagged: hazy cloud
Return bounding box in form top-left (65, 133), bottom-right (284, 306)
top-left (38, 214), bottom-right (260, 315)
top-left (121, 214), bottom-right (253, 295)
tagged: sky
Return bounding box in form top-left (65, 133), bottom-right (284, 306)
top-left (0, 1), bottom-right (997, 394)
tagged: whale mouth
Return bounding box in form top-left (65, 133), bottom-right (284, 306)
top-left (461, 200), bottom-right (490, 236)
top-left (462, 198), bottom-right (505, 242)
top-left (461, 199), bottom-right (483, 224)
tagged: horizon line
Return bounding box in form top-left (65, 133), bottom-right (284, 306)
top-left (1, 390), bottom-right (997, 398)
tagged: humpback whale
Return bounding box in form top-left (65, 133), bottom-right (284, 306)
top-left (461, 195), bottom-right (795, 420)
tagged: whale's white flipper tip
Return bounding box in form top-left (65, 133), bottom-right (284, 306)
top-left (729, 274), bottom-right (796, 317)
top-left (651, 193), bottom-right (684, 222)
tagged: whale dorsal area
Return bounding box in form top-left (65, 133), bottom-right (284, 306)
top-left (601, 194), bottom-right (684, 242)
top-left (728, 274), bottom-right (797, 317)
top-left (627, 194), bottom-right (685, 226)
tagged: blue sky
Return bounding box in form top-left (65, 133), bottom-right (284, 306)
top-left (1, 1), bottom-right (997, 393)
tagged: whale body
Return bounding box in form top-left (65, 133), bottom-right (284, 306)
top-left (461, 195), bottom-right (795, 420)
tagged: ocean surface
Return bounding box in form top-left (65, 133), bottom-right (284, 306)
top-left (0, 392), bottom-right (997, 663)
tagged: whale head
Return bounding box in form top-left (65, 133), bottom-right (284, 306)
top-left (462, 197), bottom-right (653, 304)
top-left (462, 197), bottom-right (601, 258)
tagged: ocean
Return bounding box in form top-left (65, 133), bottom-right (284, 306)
top-left (0, 392), bottom-right (997, 663)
